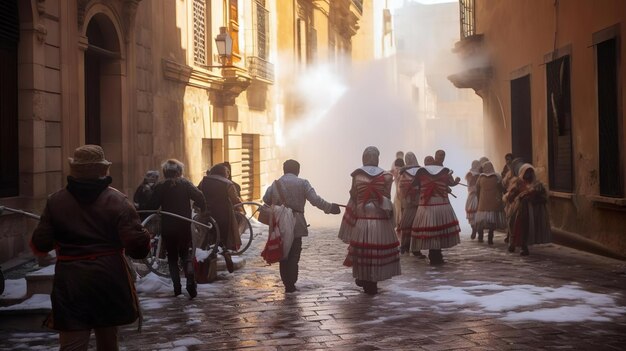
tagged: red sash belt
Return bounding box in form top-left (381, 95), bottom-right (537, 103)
top-left (420, 174), bottom-right (450, 204)
top-left (57, 249), bottom-right (122, 261)
top-left (359, 175), bottom-right (386, 205)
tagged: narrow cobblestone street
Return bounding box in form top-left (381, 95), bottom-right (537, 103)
top-left (2, 226), bottom-right (626, 350)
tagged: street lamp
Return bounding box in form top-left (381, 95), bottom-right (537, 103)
top-left (214, 26), bottom-right (232, 66)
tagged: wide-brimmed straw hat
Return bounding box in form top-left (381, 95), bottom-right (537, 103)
top-left (68, 144), bottom-right (111, 179)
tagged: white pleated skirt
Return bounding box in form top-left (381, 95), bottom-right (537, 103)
top-left (465, 192), bottom-right (478, 224)
top-left (410, 196), bottom-right (460, 251)
top-left (474, 210), bottom-right (506, 230)
top-left (338, 205), bottom-right (356, 244)
top-left (344, 218), bottom-right (401, 282)
top-left (397, 205), bottom-right (417, 250)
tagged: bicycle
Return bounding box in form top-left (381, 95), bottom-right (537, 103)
top-left (232, 201), bottom-right (266, 255)
top-left (137, 210), bottom-right (221, 279)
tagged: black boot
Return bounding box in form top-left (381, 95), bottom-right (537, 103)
top-left (488, 230), bottom-right (494, 245)
top-left (520, 246), bottom-right (529, 256)
top-left (363, 281), bottom-right (378, 295)
top-left (470, 226), bottom-right (476, 240)
top-left (222, 250), bottom-right (234, 273)
top-left (169, 263), bottom-right (182, 297)
top-left (477, 230), bottom-right (484, 243)
top-left (428, 249), bottom-right (445, 265)
top-left (413, 251), bottom-right (426, 259)
top-left (186, 276), bottom-right (197, 299)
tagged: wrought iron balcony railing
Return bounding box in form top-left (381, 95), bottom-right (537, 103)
top-left (352, 0), bottom-right (363, 14)
top-left (247, 56), bottom-right (274, 83)
top-left (460, 0), bottom-right (475, 39)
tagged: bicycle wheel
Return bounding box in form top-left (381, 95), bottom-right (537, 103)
top-left (0, 269), bottom-right (4, 295)
top-left (195, 216), bottom-right (220, 283)
top-left (142, 214), bottom-right (170, 277)
top-left (233, 211), bottom-right (253, 255)
top-left (144, 234), bottom-right (171, 277)
top-left (232, 201), bottom-right (265, 255)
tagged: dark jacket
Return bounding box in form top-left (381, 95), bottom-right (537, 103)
top-left (133, 182), bottom-right (157, 220)
top-left (197, 175), bottom-right (242, 250)
top-left (148, 177), bottom-right (206, 238)
top-left (30, 176), bottom-right (150, 331)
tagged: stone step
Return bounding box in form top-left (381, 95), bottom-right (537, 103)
top-left (24, 265), bottom-right (55, 299)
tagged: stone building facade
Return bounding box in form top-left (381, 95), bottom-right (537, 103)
top-left (449, 0), bottom-right (626, 256)
top-left (0, 0), bottom-right (362, 262)
top-left (394, 1), bottom-right (483, 157)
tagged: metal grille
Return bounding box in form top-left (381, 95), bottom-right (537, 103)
top-left (192, 0), bottom-right (207, 66)
top-left (247, 56), bottom-right (274, 82)
top-left (241, 134), bottom-right (255, 201)
top-left (255, 1), bottom-right (269, 60)
top-left (0, 1), bottom-right (19, 44)
top-left (352, 0), bottom-right (363, 14)
top-left (459, 0), bottom-right (475, 39)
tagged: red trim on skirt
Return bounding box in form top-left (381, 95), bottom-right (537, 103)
top-left (349, 241), bottom-right (399, 250)
top-left (411, 220), bottom-right (459, 232)
top-left (411, 231), bottom-right (460, 239)
top-left (343, 257), bottom-right (400, 268)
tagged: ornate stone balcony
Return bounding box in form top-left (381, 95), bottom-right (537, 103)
top-left (448, 34), bottom-right (492, 93)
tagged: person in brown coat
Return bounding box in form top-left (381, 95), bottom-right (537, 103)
top-left (197, 163), bottom-right (243, 273)
top-left (30, 145), bottom-right (150, 351)
top-left (474, 161), bottom-right (506, 245)
top-left (465, 160), bottom-right (481, 240)
top-left (505, 163), bottom-right (552, 255)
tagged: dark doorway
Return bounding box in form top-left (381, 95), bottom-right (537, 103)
top-left (85, 17), bottom-right (113, 145)
top-left (510, 74), bottom-right (532, 164)
top-left (83, 14), bottom-right (123, 187)
top-left (84, 50), bottom-right (101, 145)
top-left (0, 1), bottom-right (19, 197)
top-left (597, 37), bottom-right (622, 197)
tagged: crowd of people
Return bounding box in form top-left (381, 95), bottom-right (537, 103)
top-left (30, 145), bottom-right (250, 350)
top-left (27, 144), bottom-right (553, 349)
top-left (464, 153), bottom-right (552, 256)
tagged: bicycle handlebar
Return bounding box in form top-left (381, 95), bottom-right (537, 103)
top-left (0, 206), bottom-right (41, 220)
top-left (0, 206), bottom-right (214, 230)
top-left (136, 210), bottom-right (214, 230)
top-left (235, 201), bottom-right (265, 207)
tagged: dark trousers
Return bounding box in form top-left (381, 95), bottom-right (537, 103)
top-left (163, 232), bottom-right (194, 289)
top-left (59, 327), bottom-right (118, 351)
top-left (279, 237), bottom-right (302, 288)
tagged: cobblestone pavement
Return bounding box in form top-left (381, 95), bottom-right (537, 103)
top-left (1, 225), bottom-right (626, 350)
